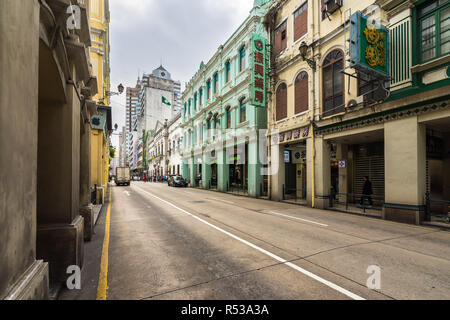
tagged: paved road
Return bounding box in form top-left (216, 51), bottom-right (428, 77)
top-left (60, 182), bottom-right (450, 300)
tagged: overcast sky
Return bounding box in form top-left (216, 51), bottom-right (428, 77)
top-left (109, 0), bottom-right (254, 147)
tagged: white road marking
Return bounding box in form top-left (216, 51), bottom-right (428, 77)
top-left (211, 197), bottom-right (235, 205)
top-left (269, 211), bottom-right (329, 227)
top-left (124, 191), bottom-right (131, 197)
top-left (133, 185), bottom-right (364, 300)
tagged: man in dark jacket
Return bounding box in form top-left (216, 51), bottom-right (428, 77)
top-left (360, 176), bottom-right (373, 206)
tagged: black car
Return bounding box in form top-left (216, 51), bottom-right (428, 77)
top-left (168, 176), bottom-right (187, 187)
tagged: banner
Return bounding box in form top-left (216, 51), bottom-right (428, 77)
top-left (251, 33), bottom-right (267, 107)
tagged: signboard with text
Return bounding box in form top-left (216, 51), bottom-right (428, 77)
top-left (251, 33), bottom-right (267, 107)
top-left (349, 11), bottom-right (389, 79)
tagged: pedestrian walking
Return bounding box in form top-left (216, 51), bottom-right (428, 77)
top-left (360, 176), bottom-right (373, 207)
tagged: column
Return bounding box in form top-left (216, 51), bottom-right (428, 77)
top-left (270, 140), bottom-right (285, 201)
top-left (314, 137), bottom-right (331, 209)
top-left (80, 117), bottom-right (94, 241)
top-left (217, 148), bottom-right (229, 192)
top-left (36, 62), bottom-right (84, 283)
top-left (384, 117), bottom-right (426, 224)
top-left (0, 0), bottom-right (49, 300)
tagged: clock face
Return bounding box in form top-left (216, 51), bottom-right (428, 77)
top-left (161, 72), bottom-right (166, 77)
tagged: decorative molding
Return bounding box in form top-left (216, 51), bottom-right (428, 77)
top-left (315, 100), bottom-right (449, 136)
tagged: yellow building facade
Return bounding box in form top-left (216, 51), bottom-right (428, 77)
top-left (89, 0), bottom-right (111, 204)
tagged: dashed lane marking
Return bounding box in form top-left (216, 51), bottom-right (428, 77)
top-left (133, 185), bottom-right (364, 300)
top-left (269, 211), bottom-right (329, 227)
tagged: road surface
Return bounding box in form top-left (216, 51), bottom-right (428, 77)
top-left (59, 182), bottom-right (450, 300)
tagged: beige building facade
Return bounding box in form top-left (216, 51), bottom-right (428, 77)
top-left (266, 0), bottom-right (450, 225)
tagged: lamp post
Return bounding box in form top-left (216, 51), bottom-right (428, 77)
top-left (106, 83), bottom-right (125, 97)
top-left (299, 42), bottom-right (316, 71)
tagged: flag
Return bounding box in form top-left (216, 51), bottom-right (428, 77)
top-left (162, 96), bottom-right (171, 106)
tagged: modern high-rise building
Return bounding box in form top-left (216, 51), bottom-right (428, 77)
top-left (126, 80), bottom-right (141, 132)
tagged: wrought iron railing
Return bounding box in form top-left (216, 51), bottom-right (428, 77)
top-left (329, 189), bottom-right (385, 214)
top-left (425, 192), bottom-right (450, 223)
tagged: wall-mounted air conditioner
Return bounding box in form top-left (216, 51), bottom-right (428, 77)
top-left (325, 0), bottom-right (343, 14)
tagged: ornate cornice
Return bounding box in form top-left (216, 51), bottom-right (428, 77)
top-left (315, 100), bottom-right (449, 136)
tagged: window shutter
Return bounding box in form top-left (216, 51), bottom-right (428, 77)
top-left (294, 5), bottom-right (308, 41)
top-left (276, 84), bottom-right (287, 121)
top-left (295, 72), bottom-right (309, 114)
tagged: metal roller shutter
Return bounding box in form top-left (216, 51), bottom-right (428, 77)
top-left (354, 143), bottom-right (385, 204)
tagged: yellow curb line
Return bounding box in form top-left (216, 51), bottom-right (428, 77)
top-left (96, 189), bottom-right (112, 300)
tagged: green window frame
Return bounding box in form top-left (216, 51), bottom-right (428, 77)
top-left (207, 80), bottom-right (211, 99)
top-left (225, 60), bottom-right (231, 83)
top-left (239, 98), bottom-right (246, 123)
top-left (194, 93), bottom-right (197, 111)
top-left (213, 73), bottom-right (219, 94)
top-left (419, 0), bottom-right (450, 63)
top-left (239, 46), bottom-right (246, 72)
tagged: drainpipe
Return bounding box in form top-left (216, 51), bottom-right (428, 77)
top-left (310, 0), bottom-right (317, 208)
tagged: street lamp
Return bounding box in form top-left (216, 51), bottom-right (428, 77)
top-left (299, 42), bottom-right (316, 71)
top-left (106, 83), bottom-right (125, 97)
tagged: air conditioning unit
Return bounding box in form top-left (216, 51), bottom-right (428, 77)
top-left (325, 0), bottom-right (343, 14)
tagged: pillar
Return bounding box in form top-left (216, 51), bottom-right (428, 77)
top-left (202, 153), bottom-right (212, 190)
top-left (80, 119), bottom-right (94, 241)
top-left (0, 0), bottom-right (49, 300)
top-left (337, 143), bottom-right (349, 204)
top-left (36, 62), bottom-right (84, 283)
top-left (314, 137), bottom-right (331, 209)
top-left (270, 140), bottom-right (284, 201)
top-left (217, 148), bottom-right (229, 192)
top-left (384, 117), bottom-right (426, 225)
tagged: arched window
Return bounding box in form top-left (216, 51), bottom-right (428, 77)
top-left (206, 79), bottom-right (211, 99)
top-left (194, 93), bottom-right (198, 111)
top-left (239, 46), bottom-right (246, 72)
top-left (322, 50), bottom-right (344, 116)
top-left (295, 71), bottom-right (309, 114)
top-left (199, 88), bottom-right (203, 107)
top-left (226, 106), bottom-right (232, 129)
top-left (225, 60), bottom-right (231, 83)
top-left (239, 98), bottom-right (246, 123)
top-left (276, 83), bottom-right (287, 121)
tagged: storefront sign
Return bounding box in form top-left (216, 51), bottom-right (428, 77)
top-left (349, 11), bottom-right (389, 78)
top-left (251, 33), bottom-right (266, 107)
top-left (278, 127), bottom-right (309, 144)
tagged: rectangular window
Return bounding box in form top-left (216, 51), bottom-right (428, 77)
top-left (274, 21), bottom-right (287, 56)
top-left (239, 47), bottom-right (246, 71)
top-left (225, 61), bottom-right (231, 83)
top-left (420, 0), bottom-right (450, 62)
top-left (213, 73), bottom-right (219, 94)
top-left (199, 89), bottom-right (203, 106)
top-left (240, 101), bottom-right (246, 123)
top-left (206, 80), bottom-right (211, 100)
top-left (294, 2), bottom-right (308, 41)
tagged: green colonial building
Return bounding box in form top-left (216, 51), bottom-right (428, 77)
top-left (181, 0), bottom-right (273, 197)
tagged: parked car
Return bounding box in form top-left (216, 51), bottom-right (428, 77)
top-left (168, 176), bottom-right (187, 187)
